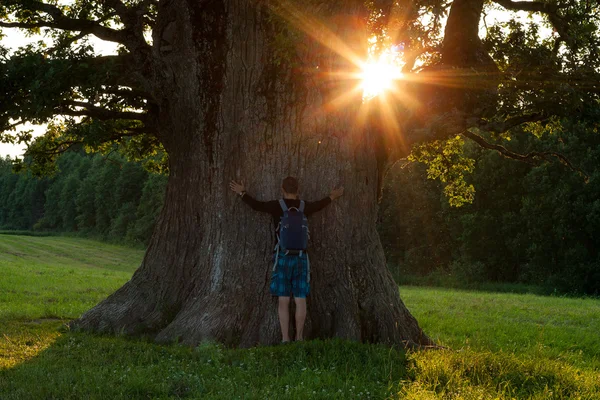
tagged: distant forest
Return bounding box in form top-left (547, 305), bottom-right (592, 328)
top-left (380, 120), bottom-right (600, 295)
top-left (1, 120), bottom-right (599, 294)
top-left (0, 151), bottom-right (167, 246)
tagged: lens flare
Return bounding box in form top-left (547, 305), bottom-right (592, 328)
top-left (360, 60), bottom-right (403, 99)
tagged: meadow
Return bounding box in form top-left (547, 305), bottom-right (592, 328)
top-left (0, 234), bottom-right (599, 399)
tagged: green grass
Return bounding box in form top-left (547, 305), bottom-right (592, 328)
top-left (401, 287), bottom-right (600, 369)
top-left (0, 235), bottom-right (142, 322)
top-left (1, 234), bottom-right (599, 399)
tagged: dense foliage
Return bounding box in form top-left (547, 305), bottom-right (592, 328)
top-left (380, 118), bottom-right (600, 295)
top-left (2, 117), bottom-right (599, 295)
top-left (0, 151), bottom-right (166, 245)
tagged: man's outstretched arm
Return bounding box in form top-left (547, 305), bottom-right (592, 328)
top-left (229, 180), bottom-right (276, 213)
top-left (305, 187), bottom-right (344, 215)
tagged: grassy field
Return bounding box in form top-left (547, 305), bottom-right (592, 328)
top-left (0, 234), bottom-right (599, 399)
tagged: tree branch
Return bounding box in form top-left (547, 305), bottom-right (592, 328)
top-left (492, 0), bottom-right (571, 45)
top-left (476, 113), bottom-right (548, 134)
top-left (57, 100), bottom-right (157, 134)
top-left (122, 126), bottom-right (156, 135)
top-left (100, 0), bottom-right (154, 48)
top-left (59, 101), bottom-right (148, 122)
top-left (102, 0), bottom-right (156, 24)
top-left (44, 31), bottom-right (89, 55)
top-left (0, 19), bottom-right (126, 44)
top-left (99, 87), bottom-right (151, 101)
top-left (492, 0), bottom-right (557, 13)
top-left (28, 129), bottom-right (143, 157)
top-left (0, 0), bottom-right (150, 53)
top-left (101, 0), bottom-right (130, 17)
top-left (2, 119), bottom-right (24, 131)
top-left (0, 2), bottom-right (125, 44)
top-left (442, 0), bottom-right (497, 69)
top-left (462, 129), bottom-right (588, 181)
top-left (33, 140), bottom-right (82, 156)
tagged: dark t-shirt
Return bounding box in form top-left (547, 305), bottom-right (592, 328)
top-left (241, 194), bottom-right (332, 233)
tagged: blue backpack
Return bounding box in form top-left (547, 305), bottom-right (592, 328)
top-left (277, 199), bottom-right (309, 253)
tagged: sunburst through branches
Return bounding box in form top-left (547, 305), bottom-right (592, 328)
top-left (359, 44), bottom-right (404, 100)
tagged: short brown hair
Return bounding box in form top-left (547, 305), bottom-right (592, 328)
top-left (282, 176), bottom-right (299, 194)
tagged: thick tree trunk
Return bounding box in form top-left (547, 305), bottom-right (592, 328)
top-left (73, 0), bottom-right (433, 348)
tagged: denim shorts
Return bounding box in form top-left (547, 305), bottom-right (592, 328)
top-left (270, 252), bottom-right (310, 298)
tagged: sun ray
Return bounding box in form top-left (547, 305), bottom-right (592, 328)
top-left (270, 0), bottom-right (366, 69)
top-left (322, 84), bottom-right (364, 112)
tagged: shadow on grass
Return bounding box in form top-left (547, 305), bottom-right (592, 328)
top-left (2, 322), bottom-right (599, 399)
top-left (0, 325), bottom-right (406, 400)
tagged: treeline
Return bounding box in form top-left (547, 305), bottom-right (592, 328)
top-left (0, 151), bottom-right (167, 245)
top-left (1, 120), bottom-right (599, 295)
top-left (379, 119), bottom-right (600, 295)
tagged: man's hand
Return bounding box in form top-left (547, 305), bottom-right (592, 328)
top-left (329, 187), bottom-right (344, 200)
top-left (229, 180), bottom-right (245, 195)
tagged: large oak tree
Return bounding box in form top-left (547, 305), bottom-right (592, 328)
top-left (1, 0), bottom-right (598, 347)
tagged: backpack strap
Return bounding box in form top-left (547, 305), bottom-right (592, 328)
top-left (272, 243), bottom-right (280, 271)
top-left (278, 199), bottom-right (288, 212)
top-left (299, 200), bottom-right (305, 213)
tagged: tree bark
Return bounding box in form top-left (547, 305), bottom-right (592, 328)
top-left (72, 0), bottom-right (433, 348)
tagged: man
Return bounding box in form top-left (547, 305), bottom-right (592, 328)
top-left (230, 177), bottom-right (344, 342)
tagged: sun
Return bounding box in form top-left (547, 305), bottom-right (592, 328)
top-left (360, 59), bottom-right (403, 99)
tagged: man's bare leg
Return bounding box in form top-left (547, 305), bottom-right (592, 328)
top-left (278, 296), bottom-right (291, 342)
top-left (294, 297), bottom-right (307, 341)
